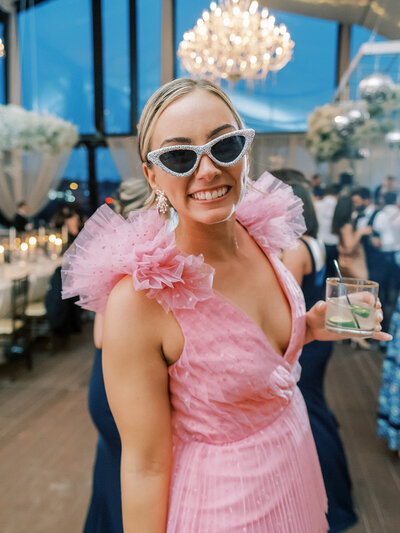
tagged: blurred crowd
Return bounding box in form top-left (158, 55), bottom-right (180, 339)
top-left (312, 173), bottom-right (399, 339)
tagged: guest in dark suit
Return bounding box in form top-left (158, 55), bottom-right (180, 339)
top-left (12, 201), bottom-right (29, 232)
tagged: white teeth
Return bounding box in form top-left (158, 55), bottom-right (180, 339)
top-left (192, 187), bottom-right (228, 200)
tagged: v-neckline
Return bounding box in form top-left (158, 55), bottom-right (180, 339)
top-left (209, 229), bottom-right (295, 362)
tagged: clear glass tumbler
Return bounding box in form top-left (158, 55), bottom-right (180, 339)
top-left (325, 277), bottom-right (379, 337)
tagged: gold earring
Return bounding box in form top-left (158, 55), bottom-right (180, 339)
top-left (155, 190), bottom-right (169, 215)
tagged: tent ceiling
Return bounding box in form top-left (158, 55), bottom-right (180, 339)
top-left (261, 0), bottom-right (400, 40)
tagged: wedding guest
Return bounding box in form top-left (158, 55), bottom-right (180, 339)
top-left (352, 187), bottom-right (395, 333)
top-left (374, 176), bottom-right (398, 206)
top-left (280, 175), bottom-right (358, 533)
top-left (84, 177), bottom-right (149, 533)
top-left (12, 201), bottom-right (29, 232)
top-left (62, 78), bottom-right (390, 533)
top-left (315, 184), bottom-right (341, 278)
top-left (311, 173), bottom-right (324, 200)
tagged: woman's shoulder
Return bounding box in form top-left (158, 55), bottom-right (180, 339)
top-left (61, 204), bottom-right (214, 314)
top-left (236, 171), bottom-right (306, 255)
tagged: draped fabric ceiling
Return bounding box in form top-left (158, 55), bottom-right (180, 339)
top-left (262, 0), bottom-right (400, 40)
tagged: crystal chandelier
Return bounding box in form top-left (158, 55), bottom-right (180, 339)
top-left (177, 0), bottom-right (294, 83)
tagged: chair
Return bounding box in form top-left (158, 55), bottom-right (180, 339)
top-left (25, 298), bottom-right (52, 349)
top-left (0, 275), bottom-right (32, 370)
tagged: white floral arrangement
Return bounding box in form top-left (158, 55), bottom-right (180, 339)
top-left (306, 88), bottom-right (400, 163)
top-left (0, 104), bottom-right (79, 155)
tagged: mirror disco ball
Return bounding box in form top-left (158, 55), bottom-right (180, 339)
top-left (385, 130), bottom-right (400, 148)
top-left (332, 114), bottom-right (354, 136)
top-left (359, 73), bottom-right (394, 104)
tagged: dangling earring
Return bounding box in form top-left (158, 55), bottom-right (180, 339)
top-left (155, 189), bottom-right (169, 215)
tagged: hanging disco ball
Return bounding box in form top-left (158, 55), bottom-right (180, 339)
top-left (332, 114), bottom-right (354, 137)
top-left (346, 108), bottom-right (369, 126)
top-left (359, 73), bottom-right (394, 104)
top-left (385, 130), bottom-right (400, 148)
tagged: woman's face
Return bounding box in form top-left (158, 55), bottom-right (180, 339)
top-left (143, 89), bottom-right (247, 226)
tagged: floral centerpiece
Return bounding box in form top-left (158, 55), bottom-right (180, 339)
top-left (0, 104), bottom-right (78, 155)
top-left (0, 105), bottom-right (79, 219)
top-left (305, 85), bottom-right (400, 163)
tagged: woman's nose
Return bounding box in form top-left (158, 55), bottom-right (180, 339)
top-left (195, 154), bottom-right (221, 180)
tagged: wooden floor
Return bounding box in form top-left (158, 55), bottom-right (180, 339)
top-left (0, 325), bottom-right (399, 533)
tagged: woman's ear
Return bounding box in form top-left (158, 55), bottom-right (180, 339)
top-left (142, 162), bottom-right (157, 191)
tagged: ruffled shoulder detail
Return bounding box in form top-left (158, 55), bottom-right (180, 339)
top-left (236, 171), bottom-right (306, 255)
top-left (61, 204), bottom-right (214, 314)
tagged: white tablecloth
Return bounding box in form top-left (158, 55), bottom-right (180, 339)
top-left (0, 257), bottom-right (63, 319)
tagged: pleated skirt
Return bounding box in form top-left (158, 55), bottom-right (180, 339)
top-left (167, 389), bottom-right (328, 533)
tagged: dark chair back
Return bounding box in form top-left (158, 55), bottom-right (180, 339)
top-left (11, 275), bottom-right (29, 327)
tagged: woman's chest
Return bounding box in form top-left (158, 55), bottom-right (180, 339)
top-left (212, 254), bottom-right (293, 358)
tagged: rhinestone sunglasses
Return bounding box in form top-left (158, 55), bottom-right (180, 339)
top-left (147, 128), bottom-right (255, 178)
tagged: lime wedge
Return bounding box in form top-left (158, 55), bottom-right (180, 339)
top-left (328, 316), bottom-right (357, 328)
top-left (350, 304), bottom-right (371, 318)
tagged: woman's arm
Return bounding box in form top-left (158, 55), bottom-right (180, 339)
top-left (103, 276), bottom-right (172, 533)
top-left (93, 313), bottom-right (104, 349)
top-left (281, 239), bottom-right (312, 285)
top-left (340, 223), bottom-right (371, 254)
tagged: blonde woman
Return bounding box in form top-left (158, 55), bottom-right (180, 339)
top-left (62, 78), bottom-right (390, 533)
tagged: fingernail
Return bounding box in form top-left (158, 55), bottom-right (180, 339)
top-left (317, 301), bottom-right (325, 309)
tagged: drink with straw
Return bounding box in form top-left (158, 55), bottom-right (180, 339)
top-left (325, 277), bottom-right (379, 336)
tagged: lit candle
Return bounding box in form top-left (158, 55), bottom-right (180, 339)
top-left (0, 245), bottom-right (4, 264)
top-left (28, 236), bottom-right (37, 260)
top-left (55, 237), bottom-right (63, 256)
top-left (9, 227), bottom-right (16, 250)
top-left (20, 242), bottom-right (28, 263)
top-left (38, 226), bottom-right (46, 246)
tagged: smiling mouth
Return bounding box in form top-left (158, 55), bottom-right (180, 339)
top-left (189, 186), bottom-right (230, 201)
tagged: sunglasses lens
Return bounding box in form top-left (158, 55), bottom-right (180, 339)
top-left (211, 135), bottom-right (246, 164)
top-left (159, 149), bottom-right (197, 175)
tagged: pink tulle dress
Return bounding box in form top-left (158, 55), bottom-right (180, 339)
top-left (62, 172), bottom-right (328, 532)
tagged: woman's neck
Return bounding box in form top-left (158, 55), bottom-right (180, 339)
top-left (174, 216), bottom-right (241, 263)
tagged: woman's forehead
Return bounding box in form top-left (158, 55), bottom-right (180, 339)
top-left (153, 89), bottom-right (235, 139)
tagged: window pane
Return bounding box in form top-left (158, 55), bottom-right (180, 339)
top-left (96, 147), bottom-right (122, 205)
top-left (37, 147), bottom-right (90, 223)
top-left (175, 2), bottom-right (338, 132)
top-left (137, 0), bottom-right (162, 114)
top-left (0, 21), bottom-right (5, 104)
top-left (18, 0), bottom-right (95, 134)
top-left (103, 0), bottom-right (131, 133)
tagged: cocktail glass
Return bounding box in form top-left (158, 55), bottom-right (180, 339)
top-left (325, 277), bottom-right (379, 337)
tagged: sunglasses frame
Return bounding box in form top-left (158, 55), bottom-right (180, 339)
top-left (147, 128), bottom-right (255, 178)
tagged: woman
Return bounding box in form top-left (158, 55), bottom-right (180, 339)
top-left (84, 178), bottom-right (149, 533)
top-left (280, 176), bottom-right (358, 532)
top-left (62, 78), bottom-right (390, 532)
top-left (331, 194), bottom-right (371, 280)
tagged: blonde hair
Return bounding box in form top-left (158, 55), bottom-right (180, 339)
top-left (137, 78), bottom-right (245, 210)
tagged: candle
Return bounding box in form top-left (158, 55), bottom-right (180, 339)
top-left (0, 245), bottom-right (4, 264)
top-left (20, 242), bottom-right (28, 263)
top-left (9, 227), bottom-right (16, 250)
top-left (28, 236), bottom-right (37, 260)
top-left (38, 226), bottom-right (46, 246)
top-left (55, 237), bottom-right (63, 256)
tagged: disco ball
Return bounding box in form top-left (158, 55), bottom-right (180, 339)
top-left (346, 108), bottom-right (369, 126)
top-left (332, 114), bottom-right (353, 136)
top-left (385, 130), bottom-right (400, 148)
top-left (359, 73), bottom-right (394, 104)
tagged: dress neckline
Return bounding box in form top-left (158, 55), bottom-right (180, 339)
top-left (208, 226), bottom-right (295, 362)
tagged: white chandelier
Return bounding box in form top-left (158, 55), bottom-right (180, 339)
top-left (177, 0), bottom-right (294, 84)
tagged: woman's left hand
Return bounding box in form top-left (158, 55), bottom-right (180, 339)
top-left (304, 299), bottom-right (393, 344)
